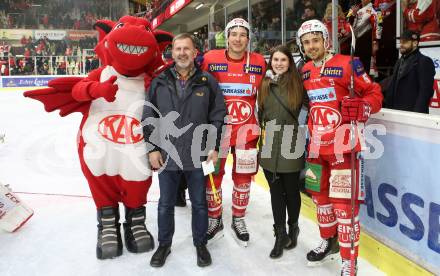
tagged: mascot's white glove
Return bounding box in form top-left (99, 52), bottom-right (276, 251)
top-left (0, 182), bottom-right (34, 232)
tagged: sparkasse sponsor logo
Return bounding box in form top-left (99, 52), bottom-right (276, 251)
top-left (219, 83), bottom-right (253, 97)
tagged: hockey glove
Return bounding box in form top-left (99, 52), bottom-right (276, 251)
top-left (341, 96), bottom-right (371, 123)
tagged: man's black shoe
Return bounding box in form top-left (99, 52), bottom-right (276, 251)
top-left (150, 245), bottom-right (171, 267)
top-left (196, 244), bottom-right (212, 267)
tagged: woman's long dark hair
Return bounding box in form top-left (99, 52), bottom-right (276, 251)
top-left (258, 45), bottom-right (304, 111)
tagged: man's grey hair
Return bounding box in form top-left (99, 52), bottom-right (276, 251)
top-left (172, 33), bottom-right (197, 49)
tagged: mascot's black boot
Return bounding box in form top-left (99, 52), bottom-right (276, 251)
top-left (123, 206), bottom-right (154, 253)
top-left (96, 206), bottom-right (123, 259)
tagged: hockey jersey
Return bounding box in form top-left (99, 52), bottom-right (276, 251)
top-left (404, 0), bottom-right (440, 41)
top-left (302, 54), bottom-right (383, 155)
top-left (374, 0), bottom-right (395, 16)
top-left (354, 2), bottom-right (382, 40)
top-left (202, 49), bottom-right (266, 146)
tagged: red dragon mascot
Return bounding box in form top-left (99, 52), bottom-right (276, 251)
top-left (24, 16), bottom-right (173, 260)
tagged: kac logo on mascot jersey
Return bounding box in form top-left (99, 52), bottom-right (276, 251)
top-left (226, 99), bottom-right (252, 124)
top-left (98, 115), bottom-right (143, 144)
top-left (310, 106), bottom-right (342, 134)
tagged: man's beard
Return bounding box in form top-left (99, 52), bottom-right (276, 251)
top-left (176, 58), bottom-right (192, 69)
top-left (400, 46), bottom-right (414, 55)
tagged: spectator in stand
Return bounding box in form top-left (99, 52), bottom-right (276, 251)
top-left (402, 0), bottom-right (440, 41)
top-left (24, 47), bottom-right (31, 59)
top-left (384, 30), bottom-right (435, 113)
top-left (73, 18), bottom-right (81, 29)
top-left (20, 35), bottom-right (28, 46)
top-left (0, 58), bottom-right (9, 76)
top-left (374, 0), bottom-right (394, 17)
top-left (301, 5), bottom-right (319, 22)
top-left (91, 55), bottom-right (99, 70)
top-left (214, 24), bottom-right (226, 49)
top-left (349, 0), bottom-right (382, 78)
top-left (65, 46), bottom-right (73, 56)
top-left (38, 62), bottom-right (49, 75)
top-left (322, 3), bottom-right (351, 47)
top-left (42, 14), bottom-right (49, 28)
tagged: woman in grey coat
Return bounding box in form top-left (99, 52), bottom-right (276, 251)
top-left (258, 45), bottom-right (306, 259)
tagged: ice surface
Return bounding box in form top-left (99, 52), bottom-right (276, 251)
top-left (0, 89), bottom-right (383, 276)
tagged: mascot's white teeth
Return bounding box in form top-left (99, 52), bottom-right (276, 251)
top-left (116, 43), bottom-right (148, 55)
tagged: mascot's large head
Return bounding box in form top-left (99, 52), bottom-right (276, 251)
top-left (93, 16), bottom-right (173, 76)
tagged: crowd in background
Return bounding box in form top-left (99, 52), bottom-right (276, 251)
top-left (149, 0), bottom-right (173, 20)
top-left (1, 53), bottom-right (99, 76)
top-left (0, 34), bottom-right (98, 76)
top-left (1, 0), bottom-right (440, 79)
top-left (0, 0), bottom-right (126, 30)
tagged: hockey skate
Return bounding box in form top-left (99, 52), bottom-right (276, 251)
top-left (123, 206), bottom-right (154, 253)
top-left (96, 207), bottom-right (123, 259)
top-left (341, 258), bottom-right (358, 276)
top-left (306, 236), bottom-right (340, 266)
top-left (231, 216), bottom-right (249, 247)
top-left (207, 216), bottom-right (224, 243)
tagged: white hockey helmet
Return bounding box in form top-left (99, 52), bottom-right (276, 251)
top-left (225, 18), bottom-right (251, 38)
top-left (296, 19), bottom-right (329, 54)
top-left (225, 17), bottom-right (252, 72)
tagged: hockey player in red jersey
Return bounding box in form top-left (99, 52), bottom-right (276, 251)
top-left (201, 18), bottom-right (266, 246)
top-left (297, 20), bottom-right (383, 275)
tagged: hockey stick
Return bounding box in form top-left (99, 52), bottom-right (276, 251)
top-left (348, 25), bottom-right (357, 276)
top-left (209, 173), bottom-right (221, 204)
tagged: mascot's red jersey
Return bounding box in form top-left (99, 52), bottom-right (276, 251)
top-left (202, 49), bottom-right (266, 146)
top-left (302, 54), bottom-right (383, 155)
top-left (24, 16), bottom-right (172, 208)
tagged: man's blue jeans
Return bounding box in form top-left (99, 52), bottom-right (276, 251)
top-left (157, 169), bottom-right (208, 246)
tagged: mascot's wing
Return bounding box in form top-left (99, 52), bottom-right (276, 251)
top-left (23, 77), bottom-right (90, 117)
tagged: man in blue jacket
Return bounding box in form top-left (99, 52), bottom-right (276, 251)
top-left (384, 30), bottom-right (436, 113)
top-left (142, 33), bottom-right (226, 268)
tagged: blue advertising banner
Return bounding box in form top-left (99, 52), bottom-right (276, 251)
top-left (361, 111), bottom-right (440, 272)
top-left (0, 75), bottom-right (82, 88)
top-left (1, 76), bottom-right (56, 88)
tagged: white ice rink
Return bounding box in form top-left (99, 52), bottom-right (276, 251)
top-left (0, 89), bottom-right (383, 276)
